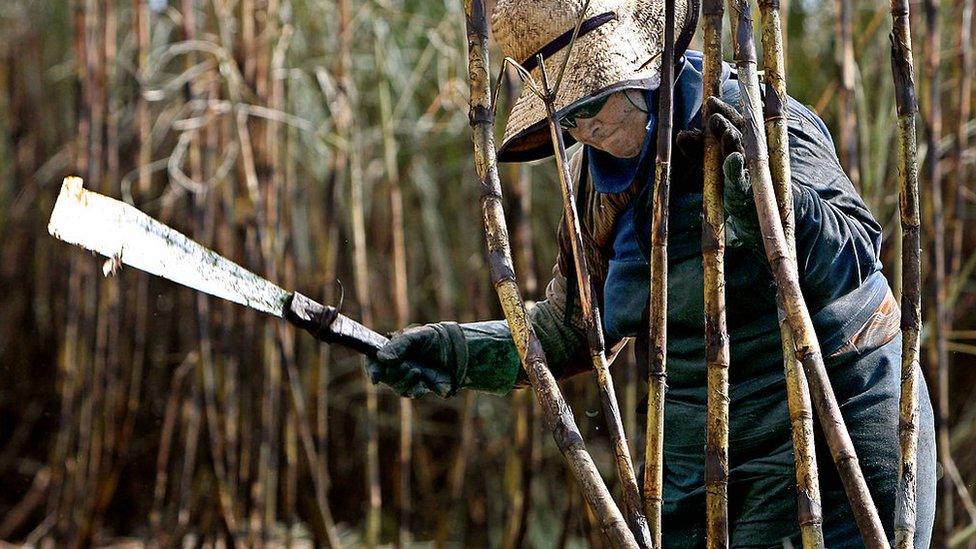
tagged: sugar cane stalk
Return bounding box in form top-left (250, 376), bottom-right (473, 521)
top-left (756, 0), bottom-right (826, 546)
top-left (834, 0), bottom-right (860, 187)
top-left (950, 0), bottom-right (974, 280)
top-left (502, 389), bottom-right (538, 549)
top-left (892, 17), bottom-right (922, 549)
top-left (923, 0), bottom-right (953, 543)
top-left (378, 60), bottom-right (413, 547)
top-left (502, 67), bottom-right (540, 546)
top-left (463, 1), bottom-right (638, 547)
top-left (350, 131), bottom-right (382, 547)
top-left (134, 0), bottom-right (150, 196)
top-left (150, 354), bottom-right (193, 536)
top-left (644, 1), bottom-right (675, 547)
top-left (889, 0), bottom-right (922, 546)
top-left (538, 54), bottom-right (652, 549)
top-left (335, 0), bottom-right (382, 542)
top-left (726, 1), bottom-right (889, 546)
top-left (48, 2), bottom-right (88, 538)
top-left (700, 1), bottom-right (730, 547)
top-left (314, 0), bottom-right (353, 540)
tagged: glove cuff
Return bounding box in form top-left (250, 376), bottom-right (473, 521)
top-left (457, 321), bottom-right (522, 395)
top-left (435, 322), bottom-right (469, 397)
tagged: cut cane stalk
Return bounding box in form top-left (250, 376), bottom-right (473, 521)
top-left (889, 0), bottom-right (922, 546)
top-left (726, 1), bottom-right (889, 546)
top-left (537, 55), bottom-right (653, 548)
top-left (701, 1), bottom-right (731, 547)
top-left (756, 0), bottom-right (826, 546)
top-left (644, 1), bottom-right (675, 547)
top-left (462, 1), bottom-right (638, 547)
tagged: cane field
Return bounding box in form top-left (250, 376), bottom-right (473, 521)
top-left (0, 0), bottom-right (974, 547)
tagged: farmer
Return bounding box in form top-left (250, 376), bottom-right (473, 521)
top-left (366, 0), bottom-right (937, 546)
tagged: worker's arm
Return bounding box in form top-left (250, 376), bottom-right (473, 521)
top-left (784, 104), bottom-right (883, 305)
top-left (692, 96), bottom-right (883, 308)
top-left (364, 265), bottom-right (588, 398)
top-left (366, 146), bottom-right (597, 399)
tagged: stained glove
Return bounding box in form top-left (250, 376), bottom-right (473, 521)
top-left (366, 321), bottom-right (522, 398)
top-left (676, 96), bottom-right (760, 249)
top-left (367, 292), bottom-right (587, 398)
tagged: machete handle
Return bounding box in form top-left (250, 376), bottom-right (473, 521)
top-left (285, 292), bottom-right (389, 358)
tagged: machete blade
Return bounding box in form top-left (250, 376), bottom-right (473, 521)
top-left (48, 177), bottom-right (290, 316)
top-left (47, 177), bottom-right (389, 356)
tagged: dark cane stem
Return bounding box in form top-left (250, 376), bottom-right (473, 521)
top-left (726, 0), bottom-right (888, 546)
top-left (701, 1), bottom-right (730, 547)
top-left (756, 0), bottom-right (825, 545)
top-left (889, 0), bottom-right (922, 546)
top-left (644, 1), bottom-right (674, 547)
top-left (538, 58), bottom-right (653, 549)
top-left (462, 1), bottom-right (638, 547)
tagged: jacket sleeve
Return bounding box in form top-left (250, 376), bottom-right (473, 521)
top-left (519, 261), bottom-right (632, 386)
top-left (786, 103), bottom-right (884, 308)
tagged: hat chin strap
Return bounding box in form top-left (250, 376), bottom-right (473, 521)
top-left (519, 11), bottom-right (617, 72)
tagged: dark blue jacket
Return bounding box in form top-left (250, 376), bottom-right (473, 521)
top-left (570, 51), bottom-right (937, 547)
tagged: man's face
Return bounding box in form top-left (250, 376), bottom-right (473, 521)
top-left (565, 90), bottom-right (648, 158)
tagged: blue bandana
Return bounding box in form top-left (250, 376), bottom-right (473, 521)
top-left (587, 93), bottom-right (657, 194)
top-left (586, 51), bottom-right (722, 195)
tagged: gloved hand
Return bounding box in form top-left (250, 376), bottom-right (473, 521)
top-left (366, 321), bottom-right (522, 398)
top-left (676, 96), bottom-right (760, 248)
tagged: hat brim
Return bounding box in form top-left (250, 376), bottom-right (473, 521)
top-left (496, 0), bottom-right (699, 163)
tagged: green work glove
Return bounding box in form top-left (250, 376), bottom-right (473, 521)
top-left (721, 150), bottom-right (762, 249)
top-left (676, 96), bottom-right (760, 249)
top-left (366, 321), bottom-right (522, 398)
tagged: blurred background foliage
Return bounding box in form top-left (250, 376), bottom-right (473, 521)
top-left (0, 0), bottom-right (973, 546)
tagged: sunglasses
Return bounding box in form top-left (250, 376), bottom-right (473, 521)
top-left (559, 94), bottom-right (611, 130)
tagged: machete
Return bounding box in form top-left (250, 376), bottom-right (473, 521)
top-left (47, 177), bottom-right (389, 357)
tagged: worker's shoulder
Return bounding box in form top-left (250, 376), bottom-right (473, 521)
top-left (784, 97), bottom-right (835, 143)
top-left (782, 95), bottom-right (842, 164)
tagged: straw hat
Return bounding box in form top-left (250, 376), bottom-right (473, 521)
top-left (492, 0), bottom-right (699, 162)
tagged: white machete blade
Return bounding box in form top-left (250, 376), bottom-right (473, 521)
top-left (48, 177), bottom-right (290, 317)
